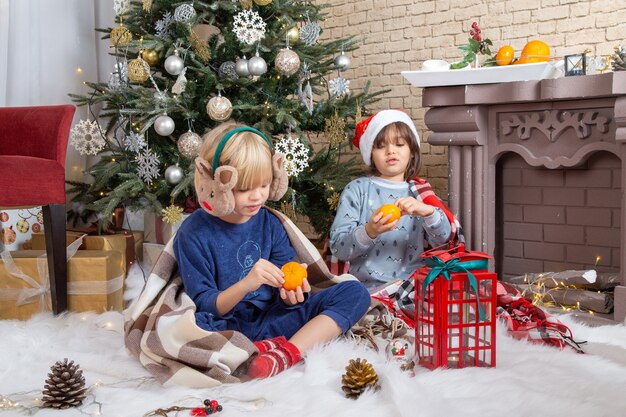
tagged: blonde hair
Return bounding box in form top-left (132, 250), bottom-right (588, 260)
top-left (195, 121), bottom-right (273, 193)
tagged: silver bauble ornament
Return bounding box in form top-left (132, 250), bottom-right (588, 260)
top-left (248, 53), bottom-right (267, 76)
top-left (219, 61), bottom-right (239, 79)
top-left (164, 51), bottom-right (184, 75)
top-left (334, 52), bottom-right (350, 71)
top-left (177, 130), bottom-right (203, 159)
top-left (206, 95), bottom-right (233, 122)
top-left (154, 114), bottom-right (175, 136)
top-left (235, 57), bottom-right (250, 77)
top-left (275, 48), bottom-right (300, 76)
top-left (174, 3), bottom-right (196, 22)
top-left (164, 164), bottom-right (184, 184)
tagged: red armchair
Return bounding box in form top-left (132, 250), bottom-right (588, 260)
top-left (0, 105), bottom-right (76, 314)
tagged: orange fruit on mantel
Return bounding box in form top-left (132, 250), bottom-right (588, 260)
top-left (376, 204), bottom-right (402, 224)
top-left (515, 40), bottom-right (550, 64)
top-left (281, 261), bottom-right (308, 291)
top-left (495, 45), bottom-right (515, 65)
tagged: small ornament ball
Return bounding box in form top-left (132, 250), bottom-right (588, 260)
top-left (164, 164), bottom-right (184, 184)
top-left (275, 48), bottom-right (300, 76)
top-left (177, 131), bottom-right (203, 159)
top-left (110, 25), bottom-right (132, 47)
top-left (164, 51), bottom-right (184, 75)
top-left (154, 114), bottom-right (175, 136)
top-left (247, 53), bottom-right (267, 76)
top-left (127, 58), bottom-right (150, 83)
top-left (141, 49), bottom-right (159, 66)
top-left (286, 26), bottom-right (300, 43)
top-left (235, 57), bottom-right (250, 77)
top-left (334, 51), bottom-right (351, 71)
top-left (206, 95), bottom-right (233, 122)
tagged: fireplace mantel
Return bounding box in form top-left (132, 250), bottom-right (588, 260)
top-left (420, 72), bottom-right (626, 322)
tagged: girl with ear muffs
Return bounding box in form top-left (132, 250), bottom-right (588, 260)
top-left (173, 121), bottom-right (371, 379)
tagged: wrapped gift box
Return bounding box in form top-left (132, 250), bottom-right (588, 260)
top-left (0, 208), bottom-right (44, 251)
top-left (413, 244), bottom-right (497, 369)
top-left (31, 231), bottom-right (140, 274)
top-left (0, 250), bottom-right (125, 320)
top-left (144, 211), bottom-right (189, 244)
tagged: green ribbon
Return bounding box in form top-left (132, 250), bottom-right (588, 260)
top-left (422, 256), bottom-right (489, 321)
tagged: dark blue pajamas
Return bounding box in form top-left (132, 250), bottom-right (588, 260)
top-left (194, 280), bottom-right (371, 340)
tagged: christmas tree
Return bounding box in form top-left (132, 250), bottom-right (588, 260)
top-left (68, 0), bottom-right (384, 239)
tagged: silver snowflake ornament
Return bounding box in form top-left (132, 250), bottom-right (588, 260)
top-left (275, 135), bottom-right (309, 177)
top-left (300, 21), bottom-right (321, 47)
top-left (70, 119), bottom-right (105, 156)
top-left (233, 10), bottom-right (266, 45)
top-left (329, 76), bottom-right (350, 97)
top-left (155, 12), bottom-right (174, 38)
top-left (135, 148), bottom-right (160, 184)
top-left (124, 132), bottom-right (147, 154)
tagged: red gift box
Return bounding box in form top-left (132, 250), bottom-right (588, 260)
top-left (413, 244), bottom-right (497, 369)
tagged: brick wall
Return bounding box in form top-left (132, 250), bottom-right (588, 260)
top-left (499, 152), bottom-right (621, 278)
top-left (320, 0), bottom-right (626, 200)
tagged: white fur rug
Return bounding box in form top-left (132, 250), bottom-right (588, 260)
top-left (2, 264), bottom-right (626, 417)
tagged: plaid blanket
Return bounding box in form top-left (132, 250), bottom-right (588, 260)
top-left (123, 208), bottom-right (358, 388)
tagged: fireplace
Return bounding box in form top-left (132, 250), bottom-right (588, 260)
top-left (419, 72), bottom-right (626, 322)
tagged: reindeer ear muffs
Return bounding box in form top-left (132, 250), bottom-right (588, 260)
top-left (196, 126), bottom-right (287, 217)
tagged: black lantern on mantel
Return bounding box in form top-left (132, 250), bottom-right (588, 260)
top-left (564, 53), bottom-right (586, 76)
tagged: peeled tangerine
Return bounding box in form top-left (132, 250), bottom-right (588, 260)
top-left (281, 261), bottom-right (308, 291)
top-left (376, 204), bottom-right (402, 224)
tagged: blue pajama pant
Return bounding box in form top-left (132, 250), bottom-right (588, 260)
top-left (194, 280), bottom-right (371, 341)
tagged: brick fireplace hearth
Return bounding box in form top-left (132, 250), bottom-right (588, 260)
top-left (418, 72), bottom-right (626, 322)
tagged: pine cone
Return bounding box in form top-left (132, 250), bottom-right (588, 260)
top-left (41, 358), bottom-right (87, 409)
top-left (611, 46), bottom-right (626, 71)
top-left (341, 358), bottom-right (380, 399)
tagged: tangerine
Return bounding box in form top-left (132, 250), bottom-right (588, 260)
top-left (495, 45), bottom-right (514, 66)
top-left (517, 40), bottom-right (550, 64)
top-left (376, 204), bottom-right (401, 224)
top-left (281, 261), bottom-right (308, 291)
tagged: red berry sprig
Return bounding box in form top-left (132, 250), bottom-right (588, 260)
top-left (470, 22), bottom-right (482, 42)
top-left (190, 399), bottom-right (223, 416)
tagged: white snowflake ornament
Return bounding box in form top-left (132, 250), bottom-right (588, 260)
top-left (275, 134), bottom-right (309, 177)
top-left (135, 148), bottom-right (160, 184)
top-left (113, 0), bottom-right (131, 15)
top-left (329, 76), bottom-right (350, 97)
top-left (233, 10), bottom-right (266, 45)
top-left (124, 132), bottom-right (147, 154)
top-left (155, 12), bottom-right (174, 38)
top-left (300, 21), bottom-right (321, 47)
top-left (70, 119), bottom-right (106, 156)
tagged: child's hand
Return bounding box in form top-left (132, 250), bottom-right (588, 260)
top-left (364, 210), bottom-right (398, 239)
top-left (242, 259), bottom-right (285, 292)
top-left (280, 278), bottom-right (311, 306)
top-left (395, 197), bottom-right (435, 217)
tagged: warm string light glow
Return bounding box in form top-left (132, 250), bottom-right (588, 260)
top-left (0, 377), bottom-right (152, 416)
top-left (521, 273), bottom-right (595, 315)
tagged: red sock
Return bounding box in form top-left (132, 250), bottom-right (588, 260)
top-left (253, 336), bottom-right (287, 354)
top-left (247, 341), bottom-right (302, 379)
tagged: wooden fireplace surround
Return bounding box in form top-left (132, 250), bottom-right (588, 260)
top-left (420, 72), bottom-right (626, 322)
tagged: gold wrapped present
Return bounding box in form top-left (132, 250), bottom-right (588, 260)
top-left (0, 249), bottom-right (124, 320)
top-left (32, 231), bottom-right (131, 274)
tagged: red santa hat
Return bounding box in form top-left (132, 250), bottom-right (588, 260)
top-left (352, 109), bottom-right (420, 166)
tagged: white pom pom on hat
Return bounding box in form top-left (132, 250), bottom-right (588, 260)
top-left (351, 109), bottom-right (420, 166)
